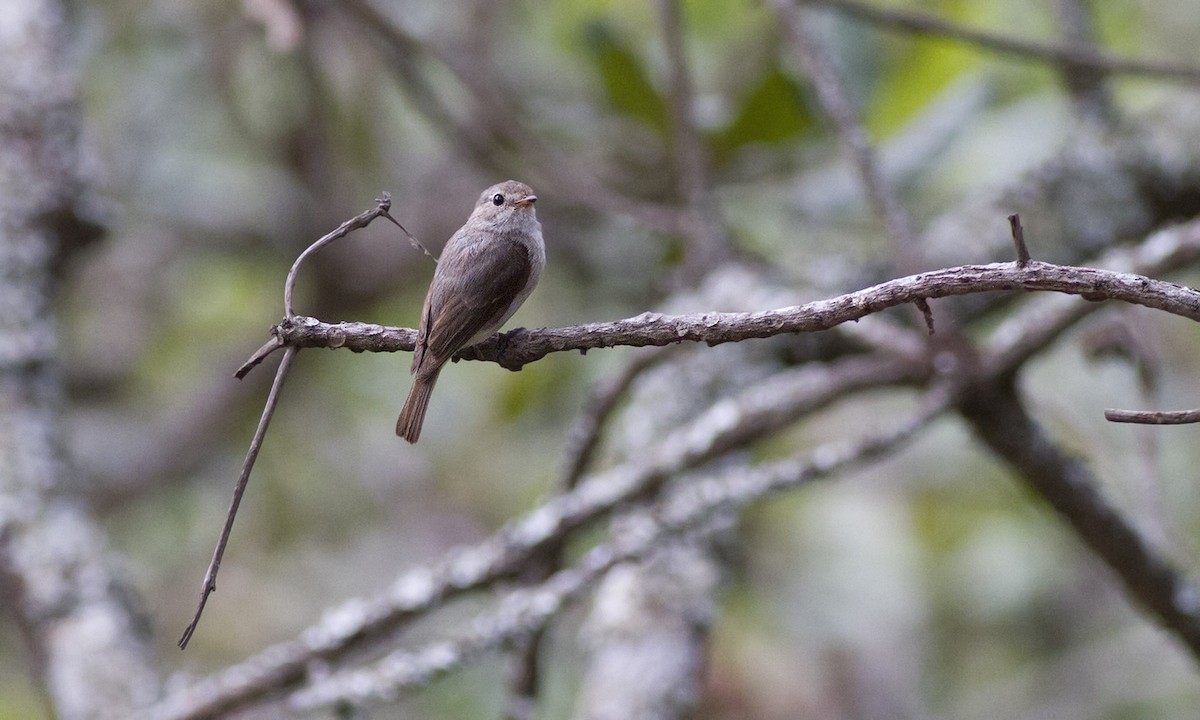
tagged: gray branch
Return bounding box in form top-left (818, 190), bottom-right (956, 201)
top-left (287, 392), bottom-right (949, 712)
top-left (269, 259), bottom-right (1200, 370)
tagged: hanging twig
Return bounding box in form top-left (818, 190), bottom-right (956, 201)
top-left (180, 194), bottom-right (414, 648)
top-left (178, 346), bottom-right (299, 649)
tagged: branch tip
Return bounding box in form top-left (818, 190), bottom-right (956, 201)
top-left (1008, 213), bottom-right (1032, 267)
top-left (181, 346), bottom-right (300, 648)
top-left (914, 297), bottom-right (935, 335)
top-left (1105, 407), bottom-right (1200, 425)
top-left (236, 336), bottom-right (286, 379)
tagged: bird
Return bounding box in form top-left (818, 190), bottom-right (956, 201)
top-left (397, 180), bottom-right (545, 443)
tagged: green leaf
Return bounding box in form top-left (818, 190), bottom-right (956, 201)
top-left (584, 21), bottom-right (668, 132)
top-left (711, 68), bottom-right (813, 155)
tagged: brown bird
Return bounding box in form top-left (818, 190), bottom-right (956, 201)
top-left (397, 180), bottom-right (545, 443)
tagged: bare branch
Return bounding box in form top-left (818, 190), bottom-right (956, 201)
top-left (958, 377), bottom-right (1200, 660)
top-left (561, 347), bottom-right (681, 498)
top-left (1008, 213), bottom-right (1032, 267)
top-left (982, 220), bottom-right (1200, 374)
top-left (1104, 408), bottom-right (1200, 425)
top-left (508, 345), bottom-right (678, 716)
top-left (287, 390), bottom-right (951, 712)
top-left (153, 220), bottom-right (1200, 714)
top-left (268, 259), bottom-right (1200, 369)
top-left (181, 194), bottom-right (416, 648)
top-left (144, 352), bottom-right (919, 719)
top-left (796, 0), bottom-right (1200, 84)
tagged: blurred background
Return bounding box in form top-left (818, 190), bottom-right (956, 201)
top-left (5, 0), bottom-right (1200, 717)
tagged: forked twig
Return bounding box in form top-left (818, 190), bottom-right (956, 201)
top-left (283, 193), bottom-right (431, 317)
top-left (181, 194), bottom-right (418, 648)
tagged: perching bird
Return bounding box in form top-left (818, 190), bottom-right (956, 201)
top-left (397, 180), bottom-right (545, 443)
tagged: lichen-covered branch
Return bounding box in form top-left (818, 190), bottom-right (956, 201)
top-left (287, 392), bottom-right (949, 712)
top-left (267, 259), bottom-right (1200, 370)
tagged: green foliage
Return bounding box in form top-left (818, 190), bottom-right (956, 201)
top-left (583, 21), bottom-right (669, 133)
top-left (710, 68), bottom-right (814, 157)
top-left (866, 36), bottom-right (979, 135)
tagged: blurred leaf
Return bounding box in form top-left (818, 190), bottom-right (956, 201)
top-left (710, 68), bottom-right (813, 156)
top-left (865, 35), bottom-right (978, 135)
top-left (584, 21), bottom-right (668, 132)
top-left (660, 234), bottom-right (687, 267)
top-left (496, 352), bottom-right (578, 420)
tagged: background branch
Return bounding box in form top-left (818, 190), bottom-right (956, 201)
top-left (797, 0), bottom-right (1200, 83)
top-left (289, 391), bottom-right (948, 712)
top-left (958, 376), bottom-right (1200, 660)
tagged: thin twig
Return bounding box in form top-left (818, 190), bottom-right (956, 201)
top-left (236, 196), bottom-right (420, 378)
top-left (796, 0), bottom-right (1200, 83)
top-left (983, 219), bottom-right (1200, 375)
top-left (235, 337), bottom-right (284, 380)
top-left (959, 376), bottom-right (1200, 660)
top-left (183, 196), bottom-right (412, 648)
top-left (507, 345), bottom-right (679, 717)
top-left (563, 347), bottom-right (681, 491)
top-left (914, 298), bottom-right (935, 335)
top-left (284, 193), bottom-right (404, 318)
top-left (178, 345), bottom-right (299, 649)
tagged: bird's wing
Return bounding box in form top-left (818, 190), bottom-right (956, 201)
top-left (414, 234), bottom-right (533, 375)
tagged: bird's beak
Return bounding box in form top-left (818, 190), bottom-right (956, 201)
top-left (516, 195), bottom-right (537, 207)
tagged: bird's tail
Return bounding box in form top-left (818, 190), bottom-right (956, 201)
top-left (397, 368), bottom-right (441, 443)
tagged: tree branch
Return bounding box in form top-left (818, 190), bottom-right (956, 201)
top-left (153, 221), bottom-right (1200, 716)
top-left (958, 376), bottom-right (1200, 660)
top-left (287, 391), bottom-right (950, 712)
top-left (144, 352), bottom-right (921, 719)
top-left (260, 260), bottom-right (1200, 370)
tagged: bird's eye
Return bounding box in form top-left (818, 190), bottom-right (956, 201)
top-left (492, 193), bottom-right (504, 206)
